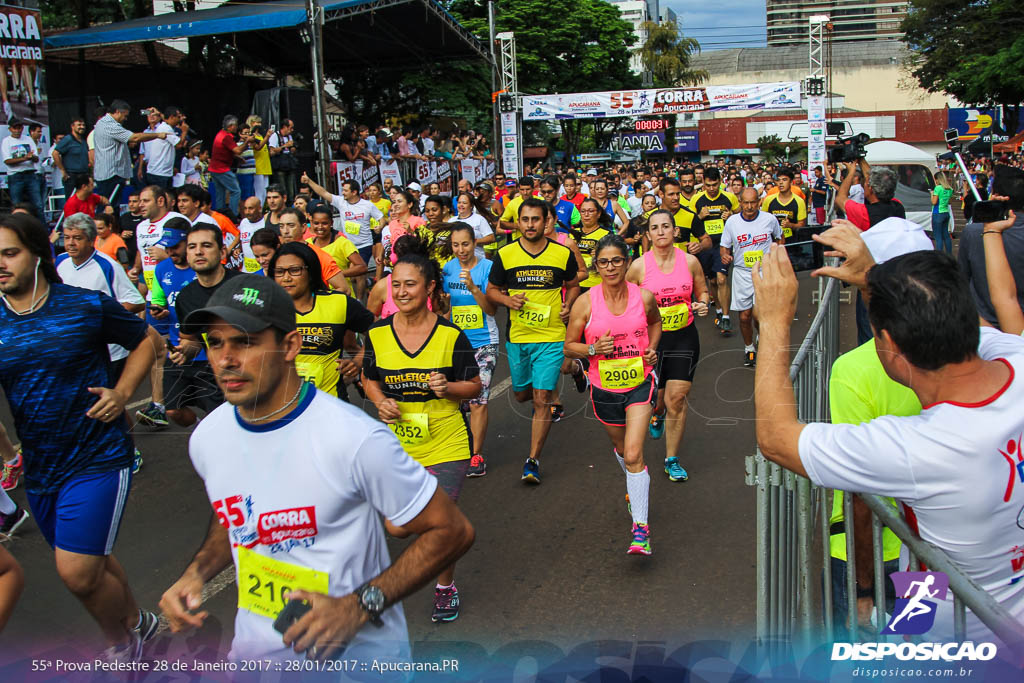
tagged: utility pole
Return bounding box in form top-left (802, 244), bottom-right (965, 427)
top-left (305, 0), bottom-right (331, 187)
top-left (488, 1), bottom-right (499, 170)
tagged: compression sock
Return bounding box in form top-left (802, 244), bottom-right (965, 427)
top-left (614, 449), bottom-right (628, 474)
top-left (436, 582), bottom-right (454, 590)
top-left (0, 488), bottom-right (16, 515)
top-left (626, 467), bottom-right (650, 525)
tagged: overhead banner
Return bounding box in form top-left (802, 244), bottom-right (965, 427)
top-left (523, 82), bottom-right (800, 121)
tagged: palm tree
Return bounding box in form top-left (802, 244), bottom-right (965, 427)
top-left (637, 19), bottom-right (708, 88)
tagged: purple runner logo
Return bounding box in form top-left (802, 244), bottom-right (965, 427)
top-left (884, 571), bottom-right (949, 635)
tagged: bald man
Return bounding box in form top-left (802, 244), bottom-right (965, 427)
top-left (237, 196), bottom-right (266, 273)
top-left (719, 187), bottom-right (784, 366)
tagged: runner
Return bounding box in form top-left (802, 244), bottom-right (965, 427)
top-left (559, 174), bottom-right (587, 210)
top-left (564, 234), bottom-right (661, 554)
top-left (678, 168), bottom-right (698, 210)
top-left (302, 172), bottom-right (382, 292)
top-left (627, 209), bottom-right (709, 479)
top-left (659, 177), bottom-right (709, 252)
top-left (498, 176), bottom-right (537, 240)
top-left (249, 228), bottom-right (280, 275)
top-left (367, 181), bottom-right (391, 222)
top-left (263, 184), bottom-right (288, 233)
top-left (721, 187), bottom-right (783, 366)
top-left (161, 274), bottom-right (474, 663)
top-left (540, 175), bottom-right (580, 233)
top-left (487, 198), bottom-right (580, 484)
top-left (0, 212), bottom-right (163, 660)
top-left (575, 197), bottom-right (614, 290)
top-left (362, 252), bottom-right (481, 622)
top-left (588, 178), bottom-right (631, 230)
top-left (306, 204), bottom-right (367, 293)
top-left (378, 190), bottom-right (428, 281)
top-left (442, 223), bottom-right (499, 477)
top-left (761, 168), bottom-right (806, 239)
top-left (691, 167), bottom-right (739, 336)
top-left (277, 208), bottom-right (350, 293)
top-left (451, 192), bottom-right (496, 259)
top-left (236, 196), bottom-right (265, 273)
top-left (94, 213), bottom-right (131, 270)
top-left (423, 194), bottom-right (455, 268)
top-left (271, 241), bottom-right (373, 401)
top-left (369, 235), bottom-right (441, 319)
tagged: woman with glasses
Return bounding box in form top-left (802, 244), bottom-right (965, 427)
top-left (564, 234), bottom-right (661, 555)
top-left (575, 197), bottom-right (614, 291)
top-left (270, 242), bottom-right (374, 401)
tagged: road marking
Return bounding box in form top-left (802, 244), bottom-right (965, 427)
top-left (9, 396), bottom-right (155, 452)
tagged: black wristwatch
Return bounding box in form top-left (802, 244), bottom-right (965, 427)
top-left (356, 583), bottom-right (385, 627)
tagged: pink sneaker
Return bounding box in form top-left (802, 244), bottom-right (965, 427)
top-left (1, 454), bottom-right (22, 491)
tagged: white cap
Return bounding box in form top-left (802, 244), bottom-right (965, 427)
top-left (586, 169), bottom-right (598, 176)
top-left (860, 217), bottom-right (934, 265)
top-left (407, 182), bottom-right (422, 192)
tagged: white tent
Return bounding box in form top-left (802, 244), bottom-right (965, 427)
top-left (864, 140), bottom-right (934, 165)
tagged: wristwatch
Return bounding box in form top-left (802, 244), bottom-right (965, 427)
top-left (356, 584), bottom-right (385, 627)
top-left (588, 343), bottom-right (596, 357)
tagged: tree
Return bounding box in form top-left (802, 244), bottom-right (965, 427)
top-left (756, 135), bottom-right (789, 163)
top-left (450, 0), bottom-right (640, 159)
top-left (902, 0), bottom-right (1024, 134)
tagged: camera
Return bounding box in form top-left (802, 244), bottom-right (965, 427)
top-left (827, 133), bottom-right (870, 164)
top-left (972, 200), bottom-right (1008, 223)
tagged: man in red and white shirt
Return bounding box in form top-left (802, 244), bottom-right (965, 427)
top-left (208, 115), bottom-right (248, 215)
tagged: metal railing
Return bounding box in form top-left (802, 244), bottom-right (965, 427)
top-left (744, 275), bottom-right (1024, 661)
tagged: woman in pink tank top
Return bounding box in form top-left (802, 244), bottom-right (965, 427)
top-left (565, 233), bottom-right (662, 556)
top-left (626, 209), bottom-right (710, 485)
top-left (543, 217), bottom-right (589, 421)
top-left (367, 234), bottom-right (438, 319)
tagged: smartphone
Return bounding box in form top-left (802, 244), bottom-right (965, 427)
top-left (165, 337), bottom-right (176, 352)
top-left (972, 200), bottom-right (1008, 223)
top-left (273, 598), bottom-right (312, 635)
top-left (783, 240), bottom-right (824, 272)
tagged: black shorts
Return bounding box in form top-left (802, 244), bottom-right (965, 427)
top-left (109, 358), bottom-right (127, 385)
top-left (698, 251), bottom-right (714, 279)
top-left (591, 376), bottom-right (656, 427)
top-left (164, 361), bottom-right (224, 413)
top-left (657, 323), bottom-right (700, 386)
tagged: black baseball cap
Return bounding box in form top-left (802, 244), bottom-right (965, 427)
top-left (182, 274), bottom-right (296, 336)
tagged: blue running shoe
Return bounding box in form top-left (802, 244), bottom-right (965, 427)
top-left (132, 448), bottom-right (143, 475)
top-left (649, 411), bottom-right (665, 440)
top-left (664, 457), bottom-right (688, 482)
top-left (521, 458), bottom-right (541, 485)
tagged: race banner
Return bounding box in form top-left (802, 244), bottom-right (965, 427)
top-left (0, 3), bottom-right (49, 188)
top-left (437, 161), bottom-right (452, 196)
top-left (485, 160), bottom-right (496, 179)
top-left (416, 160), bottom-right (437, 185)
top-left (380, 159), bottom-right (402, 187)
top-left (522, 82), bottom-right (801, 121)
top-left (362, 162), bottom-right (379, 188)
top-left (335, 161), bottom-right (362, 190)
top-left (460, 159), bottom-right (482, 186)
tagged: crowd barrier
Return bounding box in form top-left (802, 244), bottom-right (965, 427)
top-left (330, 157), bottom-right (497, 195)
top-left (743, 273), bottom-right (1024, 661)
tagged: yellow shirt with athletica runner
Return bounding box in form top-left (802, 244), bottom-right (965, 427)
top-left (691, 189), bottom-right (739, 243)
top-left (761, 193), bottom-right (807, 239)
top-left (575, 226), bottom-right (612, 289)
top-left (362, 317), bottom-right (479, 467)
top-left (295, 291), bottom-right (374, 397)
top-left (488, 238), bottom-right (579, 344)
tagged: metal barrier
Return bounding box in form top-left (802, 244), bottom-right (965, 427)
top-left (744, 275), bottom-right (1024, 661)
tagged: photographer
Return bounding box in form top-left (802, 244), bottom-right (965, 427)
top-left (834, 158), bottom-right (904, 231)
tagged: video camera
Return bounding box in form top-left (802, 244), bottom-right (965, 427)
top-left (827, 133), bottom-right (870, 164)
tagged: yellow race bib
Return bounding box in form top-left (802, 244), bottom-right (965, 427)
top-left (515, 300), bottom-right (551, 328)
top-left (143, 270), bottom-right (155, 293)
top-left (782, 226), bottom-right (793, 239)
top-left (243, 257), bottom-right (261, 273)
top-left (344, 220), bottom-right (361, 236)
top-left (599, 356), bottom-right (645, 390)
top-left (391, 412), bottom-right (430, 446)
top-left (659, 303), bottom-right (690, 331)
top-left (295, 361), bottom-right (325, 389)
top-left (704, 218), bottom-right (724, 235)
top-left (236, 546), bottom-right (329, 619)
top-left (743, 250), bottom-right (764, 268)
top-left (451, 305), bottom-right (484, 330)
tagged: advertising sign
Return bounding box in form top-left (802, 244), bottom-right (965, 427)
top-left (0, 3), bottom-right (49, 192)
top-left (674, 129), bottom-right (699, 154)
top-left (609, 131), bottom-right (666, 154)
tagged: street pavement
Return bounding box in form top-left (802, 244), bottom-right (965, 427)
top-left (0, 271), bottom-right (858, 679)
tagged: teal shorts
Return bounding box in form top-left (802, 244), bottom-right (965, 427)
top-left (506, 340), bottom-right (564, 392)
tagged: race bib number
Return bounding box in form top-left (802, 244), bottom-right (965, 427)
top-left (236, 546), bottom-right (329, 619)
top-left (704, 218), bottom-right (724, 235)
top-left (243, 257), bottom-right (261, 273)
top-left (452, 305), bottom-right (484, 330)
top-left (782, 226), bottom-right (793, 239)
top-left (143, 270), bottom-right (155, 293)
top-left (391, 412), bottom-right (430, 446)
top-left (659, 303), bottom-right (690, 332)
top-left (344, 220), bottom-right (361, 236)
top-left (515, 300), bottom-right (551, 328)
top-left (743, 250), bottom-right (764, 268)
top-left (599, 356), bottom-right (645, 390)
top-left (295, 361), bottom-right (325, 388)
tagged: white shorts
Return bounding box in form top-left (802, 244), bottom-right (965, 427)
top-left (731, 266), bottom-right (755, 312)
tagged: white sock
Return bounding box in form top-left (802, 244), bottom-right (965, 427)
top-left (153, 402), bottom-right (164, 410)
top-left (716, 307), bottom-right (723, 315)
top-left (626, 467), bottom-right (650, 525)
top-left (0, 487), bottom-right (16, 515)
top-left (722, 314), bottom-right (730, 320)
top-left (745, 344), bottom-right (755, 353)
top-left (436, 581), bottom-right (454, 590)
top-left (614, 450), bottom-right (628, 474)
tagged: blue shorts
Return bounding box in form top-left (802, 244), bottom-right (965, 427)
top-left (710, 245), bottom-right (729, 276)
top-left (27, 467), bottom-right (133, 555)
top-left (506, 340), bottom-right (563, 392)
top-left (146, 302), bottom-right (171, 336)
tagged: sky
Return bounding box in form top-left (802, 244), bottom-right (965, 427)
top-left (663, 0), bottom-right (768, 51)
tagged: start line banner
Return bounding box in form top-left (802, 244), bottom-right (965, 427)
top-left (522, 82), bottom-right (801, 121)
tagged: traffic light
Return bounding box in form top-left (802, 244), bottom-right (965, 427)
top-left (806, 78), bottom-right (825, 96)
top-left (498, 94), bottom-right (516, 113)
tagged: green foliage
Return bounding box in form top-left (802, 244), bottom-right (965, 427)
top-left (637, 19), bottom-right (707, 88)
top-left (902, 0), bottom-right (1024, 132)
top-left (41, 0), bottom-right (153, 29)
top-left (756, 135), bottom-right (788, 163)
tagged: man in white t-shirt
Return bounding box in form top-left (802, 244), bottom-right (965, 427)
top-left (720, 187), bottom-right (783, 367)
top-left (753, 223), bottom-right (1024, 647)
top-left (2, 117), bottom-right (41, 214)
top-left (160, 274), bottom-right (474, 664)
top-left (237, 196), bottom-right (265, 272)
top-left (133, 185), bottom-right (187, 302)
top-left (302, 172), bottom-right (383, 263)
top-left (139, 108), bottom-right (179, 189)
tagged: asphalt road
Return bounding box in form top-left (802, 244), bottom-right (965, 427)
top-left (0, 272), bottom-right (859, 680)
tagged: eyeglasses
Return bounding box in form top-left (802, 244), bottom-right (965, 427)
top-left (595, 256), bottom-right (626, 268)
top-left (273, 265), bottom-right (308, 278)
top-left (580, 209), bottom-right (599, 214)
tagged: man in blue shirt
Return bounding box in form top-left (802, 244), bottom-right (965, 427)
top-left (52, 118), bottom-right (90, 207)
top-left (0, 213), bottom-right (162, 661)
top-left (539, 175), bottom-right (580, 233)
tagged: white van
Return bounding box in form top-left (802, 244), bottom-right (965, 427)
top-left (862, 141), bottom-right (939, 230)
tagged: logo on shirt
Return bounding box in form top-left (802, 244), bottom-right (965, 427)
top-left (257, 506), bottom-right (318, 545)
top-left (999, 433), bottom-right (1024, 502)
top-left (882, 571), bottom-right (948, 635)
top-left (213, 494), bottom-right (259, 549)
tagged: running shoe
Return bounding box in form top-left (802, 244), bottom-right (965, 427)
top-left (134, 609), bottom-right (160, 644)
top-left (132, 448), bottom-right (143, 475)
top-left (625, 494), bottom-right (631, 516)
top-left (550, 404), bottom-right (565, 423)
top-left (0, 506), bottom-right (29, 539)
top-left (573, 359), bottom-right (589, 393)
top-left (714, 311), bottom-right (722, 329)
top-left (466, 454), bottom-right (487, 478)
top-left (102, 631), bottom-right (143, 663)
top-left (664, 457), bottom-right (688, 482)
top-left (744, 350), bottom-right (756, 367)
top-left (649, 412), bottom-right (665, 440)
top-left (431, 585), bottom-right (460, 623)
top-left (521, 458), bottom-right (541, 485)
top-left (135, 402), bottom-right (168, 430)
top-left (628, 523), bottom-right (652, 556)
top-left (720, 316), bottom-right (733, 337)
top-left (1, 452), bottom-right (22, 491)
